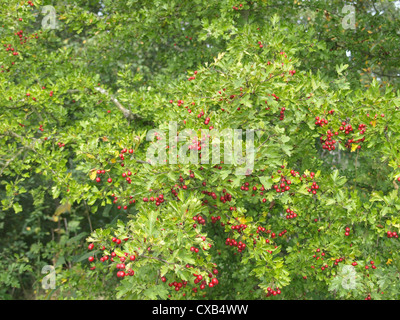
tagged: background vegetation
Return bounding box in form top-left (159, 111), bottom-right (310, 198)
top-left (1, 0), bottom-right (400, 300)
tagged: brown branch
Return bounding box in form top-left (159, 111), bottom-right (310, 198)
top-left (94, 87), bottom-right (142, 120)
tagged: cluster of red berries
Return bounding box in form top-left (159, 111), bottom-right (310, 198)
top-left (312, 248), bottom-right (326, 262)
top-left (256, 226), bottom-right (267, 234)
top-left (266, 286), bottom-right (281, 297)
top-left (57, 142), bottom-right (65, 148)
top-left (345, 136), bottom-right (365, 150)
top-left (170, 187), bottom-right (181, 200)
top-left (345, 227), bottom-right (351, 236)
top-left (193, 215), bottom-right (206, 225)
top-left (25, 92), bottom-right (38, 102)
top-left (225, 237), bottom-right (246, 252)
top-left (358, 123), bottom-right (367, 134)
top-left (320, 129), bottom-right (338, 151)
top-left (114, 194), bottom-right (136, 208)
top-left (333, 257), bottom-right (345, 266)
top-left (190, 246), bottom-right (200, 253)
top-left (273, 176), bottom-right (292, 193)
top-left (168, 280), bottom-right (188, 292)
top-left (202, 190), bottom-right (218, 201)
top-left (271, 93), bottom-right (279, 101)
top-left (339, 122), bottom-right (353, 134)
top-left (320, 264), bottom-right (329, 271)
top-left (285, 208), bottom-right (297, 219)
top-left (278, 229), bottom-right (287, 237)
top-left (195, 109), bottom-right (205, 119)
top-left (188, 71), bottom-right (197, 81)
top-left (290, 169), bottom-right (299, 177)
top-left (15, 30), bottom-right (24, 42)
top-left (142, 194), bottom-right (165, 206)
top-left (220, 190), bottom-right (233, 203)
top-left (315, 116), bottom-right (328, 127)
top-left (307, 181), bottom-right (319, 195)
top-left (4, 43), bottom-right (19, 56)
top-left (278, 107), bottom-right (286, 121)
top-left (387, 231), bottom-right (399, 238)
top-left (241, 182), bottom-right (262, 192)
top-left (176, 99), bottom-right (184, 107)
top-left (14, 28), bottom-right (39, 45)
top-left (192, 273), bottom-right (219, 291)
top-left (365, 261), bottom-right (377, 270)
top-left (230, 224), bottom-right (247, 233)
top-left (210, 216), bottom-right (222, 224)
top-left (119, 147), bottom-right (133, 161)
top-left (117, 268), bottom-right (134, 278)
top-left (87, 239), bottom-right (135, 278)
top-left (95, 169), bottom-right (106, 183)
top-left (232, 4), bottom-right (243, 10)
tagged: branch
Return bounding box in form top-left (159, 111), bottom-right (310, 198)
top-left (0, 148), bottom-right (25, 177)
top-left (94, 87), bottom-right (142, 120)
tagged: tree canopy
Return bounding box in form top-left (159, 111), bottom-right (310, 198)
top-left (1, 0), bottom-right (400, 300)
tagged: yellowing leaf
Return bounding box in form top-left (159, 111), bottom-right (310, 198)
top-left (86, 153), bottom-right (95, 159)
top-left (111, 158), bottom-right (116, 164)
top-left (54, 202), bottom-right (71, 216)
top-left (89, 169), bottom-right (97, 180)
top-left (351, 144), bottom-right (358, 152)
top-left (386, 259), bottom-right (392, 265)
top-left (238, 216), bottom-right (247, 224)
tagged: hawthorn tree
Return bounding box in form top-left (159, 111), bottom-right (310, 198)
top-left (1, 0), bottom-right (400, 300)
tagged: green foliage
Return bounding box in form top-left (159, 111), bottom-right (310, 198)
top-left (1, 0), bottom-right (400, 300)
